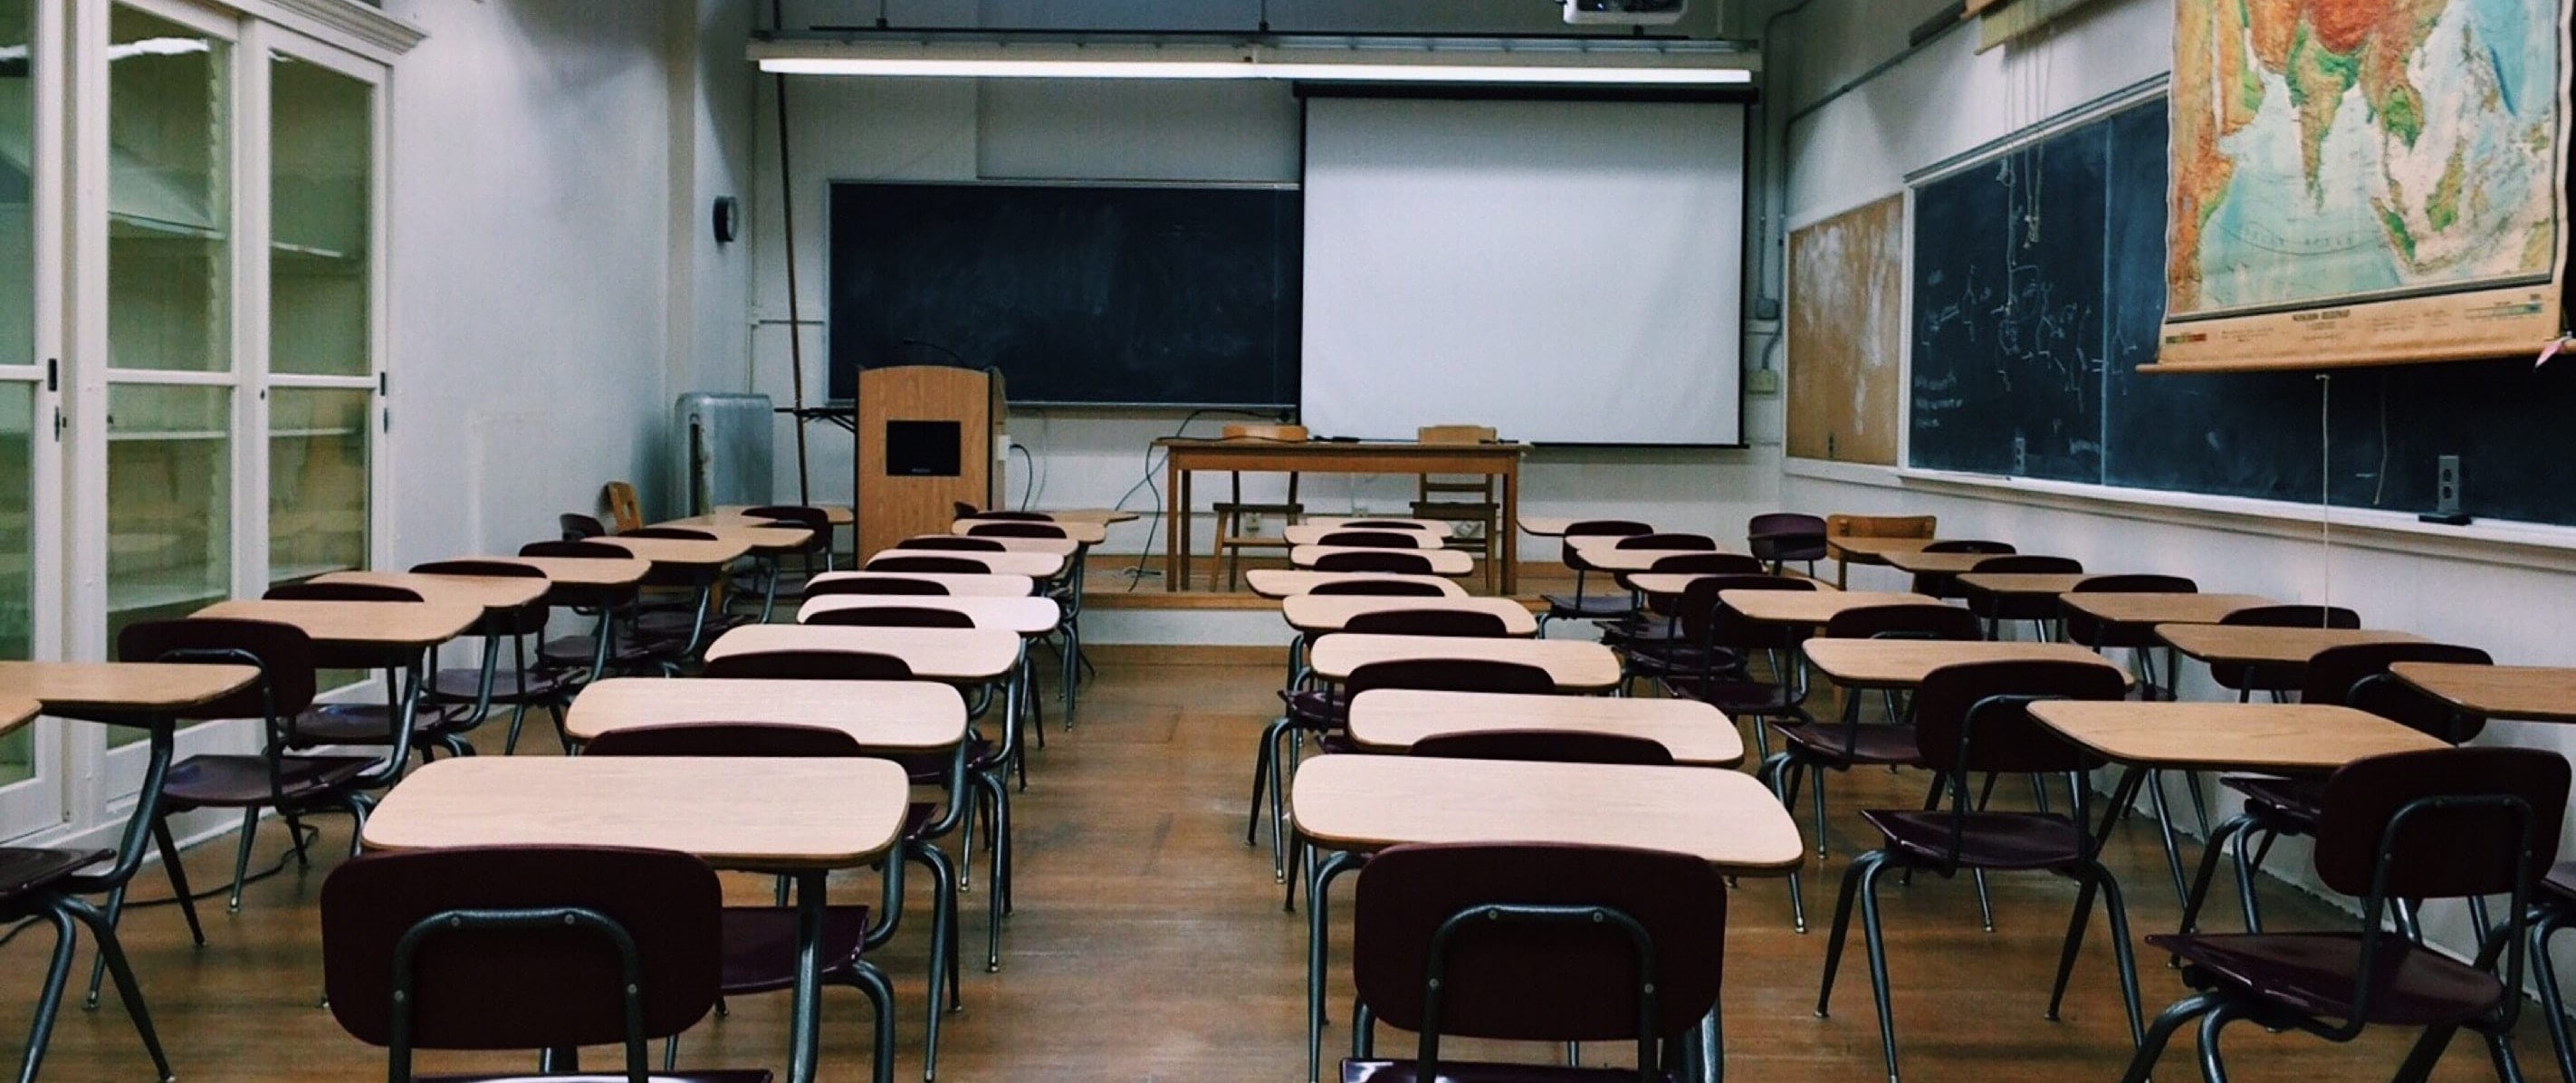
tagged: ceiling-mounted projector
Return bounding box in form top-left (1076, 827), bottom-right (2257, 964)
top-left (1565, 0), bottom-right (1688, 24)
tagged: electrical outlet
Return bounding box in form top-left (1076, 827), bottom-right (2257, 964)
top-left (1745, 369), bottom-right (1781, 396)
top-left (1243, 512), bottom-right (1264, 533)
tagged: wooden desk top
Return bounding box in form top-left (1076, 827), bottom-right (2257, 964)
top-left (0, 695), bottom-right (34, 738)
top-left (1289, 545), bottom-right (1476, 576)
top-left (1307, 634), bottom-right (1621, 691)
top-left (2029, 701), bottom-right (2447, 772)
top-left (901, 534), bottom-right (1080, 558)
top-left (313, 570), bottom-right (548, 612)
top-left (1829, 536), bottom-right (1938, 561)
top-left (866, 549), bottom-right (1067, 580)
top-left (1243, 570), bottom-right (1467, 599)
top-left (1344, 689), bottom-right (1742, 767)
top-left (1029, 508), bottom-right (1137, 525)
top-left (1516, 515), bottom-right (1581, 537)
top-left (713, 503), bottom-right (856, 526)
top-left (0, 660), bottom-right (259, 714)
top-left (1719, 589), bottom-right (1939, 627)
top-left (1157, 438), bottom-right (1529, 457)
top-left (594, 534), bottom-right (752, 568)
top-left (1291, 756), bottom-right (1801, 874)
top-left (652, 521), bottom-right (813, 552)
top-left (704, 624), bottom-right (1020, 682)
top-left (565, 677), bottom-right (967, 751)
top-left (1802, 638), bottom-right (2126, 689)
top-left (1280, 596), bottom-right (1537, 637)
top-left (2057, 593), bottom-right (2273, 627)
top-left (1573, 547), bottom-right (1740, 572)
top-left (1281, 524), bottom-right (1441, 548)
top-left (2157, 625), bottom-right (2428, 666)
top-left (1628, 574), bottom-right (1841, 599)
top-left (799, 595), bottom-right (1060, 636)
top-left (2390, 663), bottom-right (2576, 724)
top-left (953, 518), bottom-right (1109, 544)
top-left (1883, 550), bottom-right (2015, 574)
top-left (1302, 517), bottom-right (1442, 533)
top-left (1956, 572), bottom-right (2095, 597)
top-left (363, 756), bottom-right (909, 870)
top-left (468, 555), bottom-right (651, 588)
top-left (196, 599), bottom-right (480, 647)
top-left (807, 570), bottom-right (1036, 598)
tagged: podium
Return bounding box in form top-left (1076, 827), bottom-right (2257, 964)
top-left (855, 365), bottom-right (1005, 558)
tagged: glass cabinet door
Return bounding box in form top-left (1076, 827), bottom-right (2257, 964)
top-left (102, 4), bottom-right (232, 749)
top-left (266, 52), bottom-right (371, 583)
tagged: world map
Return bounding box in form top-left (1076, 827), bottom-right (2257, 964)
top-left (2169, 0), bottom-right (2562, 318)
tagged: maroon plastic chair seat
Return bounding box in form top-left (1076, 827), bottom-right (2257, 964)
top-left (867, 554), bottom-right (992, 575)
top-left (1777, 724), bottom-right (1920, 767)
top-left (1960, 555), bottom-right (2083, 623)
top-left (158, 754), bottom-right (375, 808)
top-left (963, 522), bottom-right (1069, 539)
top-left (1409, 729), bottom-right (1673, 766)
top-left (2218, 775), bottom-right (2326, 822)
top-left (1858, 810), bottom-right (2093, 871)
top-left (1910, 540), bottom-right (2016, 598)
top-left (2146, 934), bottom-right (2505, 1028)
top-left (895, 536), bottom-right (1007, 552)
top-left (2060, 575), bottom-right (2198, 649)
top-left (713, 906), bottom-right (874, 995)
top-left (1316, 551), bottom-right (1436, 575)
top-left (426, 665), bottom-right (584, 704)
top-left (0, 848), bottom-right (109, 907)
top-left (804, 576), bottom-right (950, 597)
top-left (1310, 580), bottom-right (1446, 598)
top-left (1317, 531), bottom-right (1425, 550)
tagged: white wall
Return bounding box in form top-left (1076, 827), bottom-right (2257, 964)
top-left (1776, 0), bottom-right (2576, 952)
top-left (377, 0), bottom-right (724, 560)
top-left (745, 75), bottom-right (1786, 562)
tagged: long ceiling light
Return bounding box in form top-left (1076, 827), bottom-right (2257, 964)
top-left (751, 38), bottom-right (1757, 85)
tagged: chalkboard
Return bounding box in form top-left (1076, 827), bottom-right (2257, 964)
top-left (1906, 99), bottom-right (2576, 526)
top-left (828, 181), bottom-right (1301, 407)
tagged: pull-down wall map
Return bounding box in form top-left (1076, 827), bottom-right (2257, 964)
top-left (2158, 0), bottom-right (2572, 369)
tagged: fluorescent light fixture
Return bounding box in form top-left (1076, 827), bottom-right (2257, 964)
top-left (752, 39), bottom-right (1756, 85)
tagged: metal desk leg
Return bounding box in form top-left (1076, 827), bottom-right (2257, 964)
top-left (789, 868), bottom-right (828, 1083)
top-left (77, 719), bottom-right (178, 1010)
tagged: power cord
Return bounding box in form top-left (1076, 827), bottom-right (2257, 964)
top-left (1010, 443), bottom-right (1038, 511)
top-left (1112, 409), bottom-right (1278, 589)
top-left (0, 819), bottom-right (332, 950)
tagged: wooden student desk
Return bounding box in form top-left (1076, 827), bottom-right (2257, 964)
top-left (1571, 546), bottom-right (1738, 573)
top-left (705, 625), bottom-right (1020, 684)
top-left (799, 594), bottom-right (1061, 637)
top-left (2391, 662), bottom-right (2576, 725)
top-left (1826, 535), bottom-right (1939, 588)
top-left (808, 570), bottom-right (1036, 598)
top-left (1279, 523), bottom-right (1441, 548)
top-left (1299, 516), bottom-right (1442, 533)
top-left (2027, 699), bottom-right (2448, 909)
top-left (1306, 634), bottom-right (1621, 692)
top-left (710, 503), bottom-right (857, 526)
top-left (953, 517), bottom-right (1108, 545)
top-left (1279, 596), bottom-right (1537, 637)
top-left (1719, 589), bottom-right (1940, 628)
top-left (1627, 574), bottom-right (1843, 600)
top-left (0, 695), bottom-right (34, 735)
top-left (1882, 549), bottom-right (2020, 575)
top-left (1955, 571), bottom-right (2095, 599)
top-left (867, 548), bottom-right (1067, 580)
top-left (196, 599), bottom-right (480, 650)
top-left (468, 554), bottom-right (652, 588)
top-left (1243, 570), bottom-right (1466, 599)
top-left (362, 755), bottom-right (910, 1083)
top-left (311, 570), bottom-right (549, 613)
top-left (1343, 688), bottom-right (1742, 767)
top-left (648, 520), bottom-right (813, 553)
top-left (2156, 625), bottom-right (2428, 666)
top-left (1802, 638), bottom-right (2125, 690)
top-left (1157, 438), bottom-right (1527, 592)
top-left (901, 533), bottom-right (1080, 558)
top-left (1288, 545), bottom-right (1476, 576)
top-left (1288, 755), bottom-right (1796, 1082)
top-left (592, 533), bottom-right (752, 568)
top-left (2058, 592), bottom-right (2274, 632)
top-left (566, 676), bottom-right (967, 752)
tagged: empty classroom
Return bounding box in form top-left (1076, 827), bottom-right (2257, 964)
top-left (5, 1), bottom-right (2575, 1082)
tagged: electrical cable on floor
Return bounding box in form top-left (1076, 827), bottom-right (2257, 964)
top-left (119, 820), bottom-right (327, 911)
top-left (1113, 408), bottom-right (1277, 590)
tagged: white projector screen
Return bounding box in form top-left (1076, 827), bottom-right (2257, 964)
top-left (1299, 96), bottom-right (1746, 446)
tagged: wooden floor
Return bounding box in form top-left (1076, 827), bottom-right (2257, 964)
top-left (8, 658), bottom-right (2563, 1082)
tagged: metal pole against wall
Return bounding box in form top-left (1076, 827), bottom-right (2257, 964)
top-left (773, 1), bottom-right (813, 504)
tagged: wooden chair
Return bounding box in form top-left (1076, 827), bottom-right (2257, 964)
top-left (1409, 425), bottom-right (1501, 594)
top-left (1211, 424), bottom-right (1308, 592)
top-left (602, 481), bottom-right (644, 533)
top-left (1825, 513), bottom-right (1936, 588)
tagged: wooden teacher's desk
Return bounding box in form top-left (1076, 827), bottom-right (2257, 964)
top-left (1156, 438), bottom-right (1527, 592)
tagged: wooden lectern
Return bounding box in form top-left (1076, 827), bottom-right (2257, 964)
top-left (855, 365), bottom-right (1005, 558)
